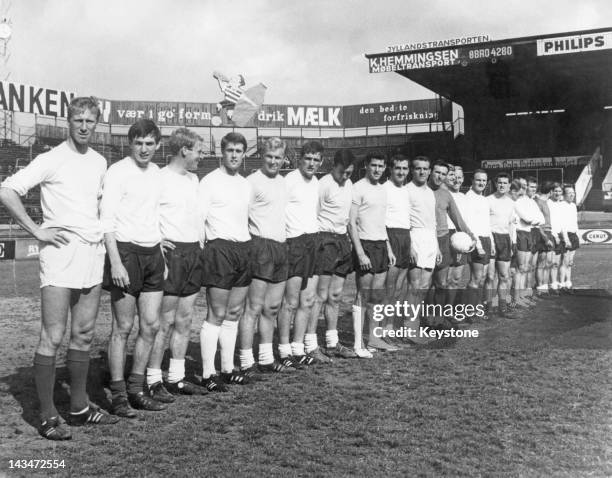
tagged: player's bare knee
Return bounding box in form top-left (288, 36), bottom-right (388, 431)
top-left (225, 304), bottom-right (244, 321)
top-left (39, 328), bottom-right (65, 353)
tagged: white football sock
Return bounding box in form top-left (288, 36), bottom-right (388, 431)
top-left (239, 348), bottom-right (255, 370)
top-left (258, 343), bottom-right (274, 365)
top-left (325, 329), bottom-right (339, 348)
top-left (278, 343), bottom-right (292, 359)
top-left (167, 358), bottom-right (185, 384)
top-left (304, 333), bottom-right (318, 353)
top-left (200, 321), bottom-right (221, 379)
top-left (219, 320), bottom-right (239, 374)
top-left (146, 367), bottom-right (163, 387)
top-left (290, 341), bottom-right (305, 357)
top-left (352, 305), bottom-right (363, 349)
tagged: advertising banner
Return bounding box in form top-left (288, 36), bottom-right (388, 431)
top-left (14, 238), bottom-right (39, 260)
top-left (0, 239), bottom-right (15, 260)
top-left (368, 44), bottom-right (514, 73)
top-left (481, 156), bottom-right (591, 169)
top-left (579, 229), bottom-right (612, 245)
top-left (343, 98), bottom-right (451, 127)
top-left (0, 80), bottom-right (75, 117)
top-left (537, 32), bottom-right (612, 56)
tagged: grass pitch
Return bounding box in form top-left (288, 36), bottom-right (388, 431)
top-left (0, 247), bottom-right (611, 477)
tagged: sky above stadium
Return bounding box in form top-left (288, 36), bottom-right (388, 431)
top-left (4, 0), bottom-right (611, 106)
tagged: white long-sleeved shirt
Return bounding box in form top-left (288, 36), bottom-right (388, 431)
top-left (100, 157), bottom-right (162, 247)
top-left (317, 173), bottom-right (352, 235)
top-left (548, 199), bottom-right (567, 236)
top-left (1, 141), bottom-right (107, 243)
top-left (448, 191), bottom-right (468, 230)
top-left (159, 166), bottom-right (200, 243)
top-left (560, 201), bottom-right (578, 233)
top-left (463, 189), bottom-right (491, 238)
top-left (487, 193), bottom-right (515, 235)
top-left (513, 196), bottom-right (545, 232)
top-left (384, 180), bottom-right (411, 229)
top-left (285, 169), bottom-right (319, 238)
top-left (198, 168), bottom-right (251, 242)
top-left (248, 169), bottom-right (287, 242)
top-left (352, 178), bottom-right (387, 241)
top-left (406, 181), bottom-right (436, 230)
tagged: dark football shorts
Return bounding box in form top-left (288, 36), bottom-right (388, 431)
top-left (353, 239), bottom-right (388, 276)
top-left (516, 230), bottom-right (533, 253)
top-left (492, 232), bottom-right (512, 262)
top-left (201, 239), bottom-right (251, 290)
top-left (530, 228), bottom-right (541, 254)
top-left (552, 235), bottom-right (565, 255)
top-left (448, 229), bottom-right (468, 267)
top-left (250, 235), bottom-right (288, 283)
top-left (163, 242), bottom-right (203, 297)
top-left (386, 228), bottom-right (411, 270)
top-left (469, 236), bottom-right (492, 265)
top-left (287, 233), bottom-right (317, 289)
top-left (536, 231), bottom-right (555, 253)
top-left (566, 232), bottom-right (580, 251)
top-left (314, 231), bottom-right (353, 277)
top-left (435, 233), bottom-right (452, 270)
top-left (103, 241), bottom-right (165, 297)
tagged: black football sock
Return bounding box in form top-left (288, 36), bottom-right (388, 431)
top-left (126, 373), bottom-right (145, 395)
top-left (33, 353), bottom-right (58, 420)
top-left (66, 349), bottom-right (90, 413)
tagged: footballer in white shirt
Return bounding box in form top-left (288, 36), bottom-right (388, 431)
top-left (198, 132), bottom-right (252, 392)
top-left (238, 137), bottom-right (295, 374)
top-left (147, 127), bottom-right (207, 401)
top-left (312, 149), bottom-right (358, 359)
top-left (277, 142), bottom-right (325, 365)
top-left (0, 97), bottom-right (118, 438)
top-left (102, 119), bottom-right (167, 416)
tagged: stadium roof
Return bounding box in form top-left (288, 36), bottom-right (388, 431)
top-left (365, 27), bottom-right (612, 114)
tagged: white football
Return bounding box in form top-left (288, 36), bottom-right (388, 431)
top-left (450, 231), bottom-right (473, 253)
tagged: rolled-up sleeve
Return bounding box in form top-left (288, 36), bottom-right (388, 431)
top-left (1, 157), bottom-right (52, 196)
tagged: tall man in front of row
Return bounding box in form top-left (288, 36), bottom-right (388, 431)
top-left (101, 119), bottom-right (167, 417)
top-left (0, 96), bottom-right (117, 439)
top-left (198, 132), bottom-right (252, 392)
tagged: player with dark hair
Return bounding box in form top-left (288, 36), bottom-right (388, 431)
top-left (446, 165), bottom-right (471, 307)
top-left (405, 156), bottom-right (439, 327)
top-left (350, 152), bottom-right (396, 355)
top-left (547, 183), bottom-right (569, 295)
top-left (428, 160), bottom-right (474, 318)
top-left (484, 172), bottom-right (515, 317)
top-left (101, 119), bottom-right (167, 417)
top-left (312, 148), bottom-right (357, 358)
top-left (0, 96), bottom-right (117, 439)
top-left (238, 137), bottom-right (295, 374)
top-left (146, 128), bottom-right (207, 401)
top-left (382, 154), bottom-right (411, 340)
top-left (463, 169), bottom-right (491, 316)
top-left (198, 132), bottom-right (252, 391)
top-left (277, 141), bottom-right (326, 365)
top-left (514, 176), bottom-right (544, 304)
top-left (559, 185), bottom-right (579, 293)
top-left (533, 181), bottom-right (555, 298)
